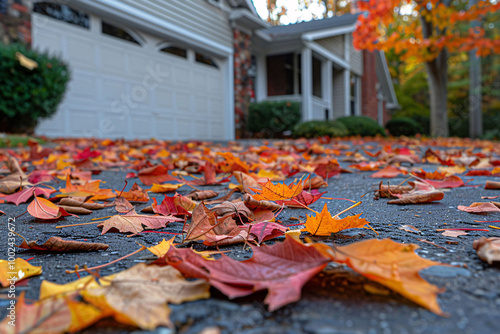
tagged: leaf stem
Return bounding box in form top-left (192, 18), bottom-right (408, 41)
top-left (65, 245), bottom-right (146, 274)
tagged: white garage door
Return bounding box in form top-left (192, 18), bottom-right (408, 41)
top-left (32, 11), bottom-right (227, 140)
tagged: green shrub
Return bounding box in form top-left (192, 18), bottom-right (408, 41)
top-left (336, 116), bottom-right (386, 136)
top-left (247, 101), bottom-right (301, 138)
top-left (0, 43), bottom-right (70, 133)
top-left (292, 120), bottom-right (348, 138)
top-left (385, 117), bottom-right (423, 137)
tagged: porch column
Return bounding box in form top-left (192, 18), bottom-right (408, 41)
top-left (344, 70), bottom-right (351, 116)
top-left (323, 60), bottom-right (333, 120)
top-left (255, 54), bottom-right (267, 102)
top-left (301, 48), bottom-right (313, 121)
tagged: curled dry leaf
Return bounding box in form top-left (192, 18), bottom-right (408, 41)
top-left (58, 205), bottom-right (92, 215)
top-left (187, 189), bottom-right (218, 201)
top-left (152, 194), bottom-right (194, 216)
top-left (388, 191), bottom-right (444, 205)
top-left (485, 180), bottom-right (500, 189)
top-left (149, 183), bottom-right (184, 193)
top-left (243, 193), bottom-right (282, 211)
top-left (233, 171), bottom-right (262, 193)
top-left (17, 236), bottom-right (109, 252)
top-left (59, 197), bottom-right (105, 210)
top-left (211, 201), bottom-right (251, 222)
top-left (457, 202), bottom-right (500, 214)
top-left (473, 237), bottom-right (500, 265)
top-left (202, 217), bottom-right (248, 246)
top-left (303, 175), bottom-right (327, 189)
top-left (377, 181), bottom-right (413, 198)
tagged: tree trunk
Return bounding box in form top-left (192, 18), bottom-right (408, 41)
top-left (425, 50), bottom-right (449, 137)
top-left (421, 10), bottom-right (450, 137)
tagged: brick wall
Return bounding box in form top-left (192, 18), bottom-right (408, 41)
top-left (0, 0), bottom-right (31, 45)
top-left (233, 29), bottom-right (254, 139)
top-left (361, 50), bottom-right (378, 120)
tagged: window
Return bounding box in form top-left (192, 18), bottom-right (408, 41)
top-left (102, 22), bottom-right (140, 45)
top-left (195, 53), bottom-right (218, 68)
top-left (312, 57), bottom-right (322, 98)
top-left (266, 53), bottom-right (295, 96)
top-left (33, 2), bottom-right (89, 29)
top-left (160, 46), bottom-right (187, 59)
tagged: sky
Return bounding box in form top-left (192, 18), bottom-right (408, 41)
top-left (251, 0), bottom-right (327, 25)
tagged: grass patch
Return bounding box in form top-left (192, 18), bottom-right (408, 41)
top-left (0, 135), bottom-right (46, 148)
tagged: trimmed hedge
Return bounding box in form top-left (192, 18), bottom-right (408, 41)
top-left (385, 117), bottom-right (423, 137)
top-left (336, 116), bottom-right (386, 136)
top-left (0, 43), bottom-right (70, 133)
top-left (292, 120), bottom-right (348, 138)
top-left (247, 101), bottom-right (301, 138)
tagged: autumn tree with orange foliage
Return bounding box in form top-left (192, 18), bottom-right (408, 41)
top-left (354, 0), bottom-right (500, 137)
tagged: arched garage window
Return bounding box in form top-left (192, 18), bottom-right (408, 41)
top-left (195, 53), bottom-right (218, 69)
top-left (102, 22), bottom-right (141, 45)
top-left (160, 46), bottom-right (187, 59)
top-left (33, 2), bottom-right (89, 29)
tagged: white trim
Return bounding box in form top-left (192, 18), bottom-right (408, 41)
top-left (378, 50), bottom-right (399, 109)
top-left (344, 34), bottom-right (350, 63)
top-left (75, 0), bottom-right (233, 56)
top-left (324, 60), bottom-right (333, 120)
top-left (355, 75), bottom-right (361, 116)
top-left (301, 48), bottom-right (313, 121)
top-left (305, 41), bottom-right (349, 69)
top-left (302, 25), bottom-right (356, 41)
top-left (255, 53), bottom-right (267, 102)
top-left (344, 70), bottom-right (350, 116)
top-left (224, 54), bottom-right (235, 140)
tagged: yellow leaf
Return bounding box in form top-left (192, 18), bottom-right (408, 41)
top-left (40, 274), bottom-right (115, 300)
top-left (15, 52), bottom-right (38, 70)
top-left (149, 183), bottom-right (184, 193)
top-left (81, 263), bottom-right (210, 330)
top-left (147, 238), bottom-right (174, 257)
top-left (0, 258), bottom-right (42, 287)
top-left (302, 204), bottom-right (370, 236)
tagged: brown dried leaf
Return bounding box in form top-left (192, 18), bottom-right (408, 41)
top-left (17, 236), bottom-right (109, 252)
top-left (388, 191), bottom-right (444, 205)
top-left (457, 202), bottom-right (500, 214)
top-left (472, 237), bottom-right (500, 265)
top-left (187, 190), bottom-right (218, 200)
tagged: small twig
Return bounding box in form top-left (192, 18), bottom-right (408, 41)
top-left (65, 245), bottom-right (146, 274)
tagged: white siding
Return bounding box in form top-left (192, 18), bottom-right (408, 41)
top-left (119, 0), bottom-right (233, 50)
top-left (349, 34), bottom-right (363, 76)
top-left (315, 35), bottom-right (344, 59)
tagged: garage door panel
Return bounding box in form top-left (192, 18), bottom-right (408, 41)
top-left (173, 66), bottom-right (192, 87)
top-left (175, 92), bottom-right (191, 112)
top-left (156, 88), bottom-right (173, 109)
top-left (68, 108), bottom-right (100, 135)
top-left (155, 116), bottom-right (175, 137)
top-left (67, 38), bottom-right (95, 66)
top-left (100, 46), bottom-right (127, 73)
top-left (127, 52), bottom-right (150, 76)
top-left (68, 72), bottom-right (97, 99)
top-left (211, 121), bottom-right (225, 140)
top-left (102, 78), bottom-right (127, 102)
top-left (33, 13), bottom-right (228, 140)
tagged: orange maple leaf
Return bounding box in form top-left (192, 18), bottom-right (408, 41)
top-left (313, 238), bottom-right (447, 316)
top-left (59, 176), bottom-right (115, 201)
top-left (251, 179), bottom-right (304, 201)
top-left (303, 203), bottom-right (371, 236)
